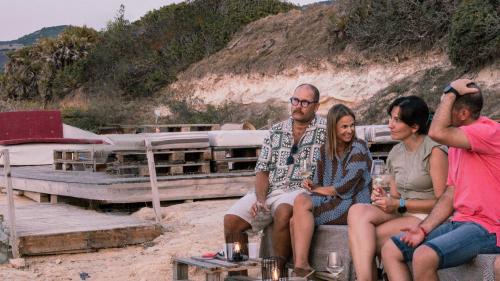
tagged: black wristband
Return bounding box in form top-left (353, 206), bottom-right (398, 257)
top-left (443, 85), bottom-right (460, 97)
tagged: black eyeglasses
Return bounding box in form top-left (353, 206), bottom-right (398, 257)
top-left (290, 97), bottom-right (318, 108)
top-left (286, 144), bottom-right (298, 165)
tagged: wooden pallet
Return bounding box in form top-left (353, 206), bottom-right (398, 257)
top-left (53, 161), bottom-right (107, 172)
top-left (107, 162), bottom-right (211, 177)
top-left (53, 150), bottom-right (109, 172)
top-left (112, 148), bottom-right (211, 165)
top-left (212, 146), bottom-right (261, 173)
top-left (212, 158), bottom-right (258, 173)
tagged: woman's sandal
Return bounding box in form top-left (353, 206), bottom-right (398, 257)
top-left (293, 267), bottom-right (316, 279)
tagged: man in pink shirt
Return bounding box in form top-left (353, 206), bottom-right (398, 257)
top-left (380, 79), bottom-right (500, 281)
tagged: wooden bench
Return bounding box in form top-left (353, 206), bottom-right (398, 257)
top-left (261, 224), bottom-right (498, 281)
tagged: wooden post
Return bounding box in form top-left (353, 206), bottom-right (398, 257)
top-left (1, 149), bottom-right (19, 258)
top-left (145, 139), bottom-right (162, 224)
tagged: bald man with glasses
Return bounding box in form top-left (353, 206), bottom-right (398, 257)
top-left (224, 84), bottom-right (326, 270)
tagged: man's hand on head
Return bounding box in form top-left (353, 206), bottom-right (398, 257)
top-left (450, 79), bottom-right (480, 96)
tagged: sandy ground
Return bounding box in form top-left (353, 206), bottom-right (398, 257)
top-left (0, 198), bottom-right (242, 281)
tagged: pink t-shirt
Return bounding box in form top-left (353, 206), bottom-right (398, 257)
top-left (447, 117), bottom-right (500, 246)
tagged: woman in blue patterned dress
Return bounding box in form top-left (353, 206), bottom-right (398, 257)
top-left (290, 104), bottom-right (372, 276)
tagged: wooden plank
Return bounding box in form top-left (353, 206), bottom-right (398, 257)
top-left (213, 157), bottom-right (258, 163)
top-left (145, 139), bottom-right (162, 224)
top-left (314, 271), bottom-right (336, 280)
top-left (0, 200), bottom-right (162, 256)
top-left (18, 224), bottom-right (161, 255)
top-left (173, 261), bottom-right (189, 281)
top-left (191, 257), bottom-right (239, 268)
top-left (23, 191), bottom-right (50, 203)
top-left (1, 149), bottom-right (19, 258)
top-left (1, 166), bottom-right (255, 203)
top-left (174, 257), bottom-right (221, 270)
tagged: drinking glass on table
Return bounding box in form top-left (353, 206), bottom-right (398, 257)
top-left (326, 251), bottom-right (344, 278)
top-left (371, 159), bottom-right (390, 197)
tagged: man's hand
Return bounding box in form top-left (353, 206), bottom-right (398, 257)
top-left (312, 186), bottom-right (335, 196)
top-left (400, 225), bottom-right (426, 248)
top-left (303, 178), bottom-right (314, 192)
top-left (450, 79), bottom-right (480, 95)
top-left (250, 200), bottom-right (270, 217)
top-left (372, 196), bottom-right (397, 213)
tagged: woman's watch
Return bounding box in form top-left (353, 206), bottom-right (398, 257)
top-left (397, 198), bottom-right (407, 213)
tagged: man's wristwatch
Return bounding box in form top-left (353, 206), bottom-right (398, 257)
top-left (397, 198), bottom-right (407, 214)
top-left (443, 85), bottom-right (460, 97)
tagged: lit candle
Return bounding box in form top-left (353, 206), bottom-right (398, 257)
top-left (232, 242), bottom-right (242, 261)
top-left (234, 242), bottom-right (240, 253)
top-left (272, 267), bottom-right (279, 281)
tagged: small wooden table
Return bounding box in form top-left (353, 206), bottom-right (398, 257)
top-left (172, 256), bottom-right (260, 281)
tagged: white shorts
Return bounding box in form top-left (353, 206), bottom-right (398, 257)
top-left (226, 189), bottom-right (305, 224)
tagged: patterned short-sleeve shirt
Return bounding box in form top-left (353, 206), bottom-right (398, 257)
top-left (255, 115), bottom-right (327, 193)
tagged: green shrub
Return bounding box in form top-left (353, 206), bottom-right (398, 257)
top-left (61, 107), bottom-right (103, 132)
top-left (342, 0), bottom-right (456, 54)
top-left (0, 26), bottom-right (98, 102)
top-left (448, 0), bottom-right (500, 69)
top-left (81, 0), bottom-right (295, 98)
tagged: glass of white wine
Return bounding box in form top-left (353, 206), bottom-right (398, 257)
top-left (326, 252), bottom-right (344, 279)
top-left (371, 159), bottom-right (390, 197)
top-left (300, 159), bottom-right (313, 179)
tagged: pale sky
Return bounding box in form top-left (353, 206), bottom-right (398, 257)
top-left (0, 0), bottom-right (320, 41)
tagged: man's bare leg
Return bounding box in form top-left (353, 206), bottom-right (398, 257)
top-left (291, 193), bottom-right (315, 270)
top-left (273, 204), bottom-right (294, 269)
top-left (381, 240), bottom-right (412, 281)
top-left (412, 245), bottom-right (440, 281)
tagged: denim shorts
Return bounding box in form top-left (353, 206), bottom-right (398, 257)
top-left (391, 221), bottom-right (500, 269)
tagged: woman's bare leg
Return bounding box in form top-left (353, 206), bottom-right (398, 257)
top-left (347, 204), bottom-right (397, 281)
top-left (292, 193), bottom-right (315, 270)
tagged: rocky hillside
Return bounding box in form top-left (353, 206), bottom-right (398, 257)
top-left (167, 3), bottom-right (499, 124)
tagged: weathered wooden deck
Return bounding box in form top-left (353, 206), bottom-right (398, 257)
top-left (0, 195), bottom-right (162, 256)
top-left (0, 165), bottom-right (255, 204)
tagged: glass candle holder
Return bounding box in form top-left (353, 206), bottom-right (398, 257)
top-left (225, 232), bottom-right (248, 262)
top-left (261, 256), bottom-right (287, 281)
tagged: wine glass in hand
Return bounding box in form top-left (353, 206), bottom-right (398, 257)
top-left (300, 159), bottom-right (313, 179)
top-left (326, 252), bottom-right (344, 278)
top-left (371, 160), bottom-right (390, 197)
